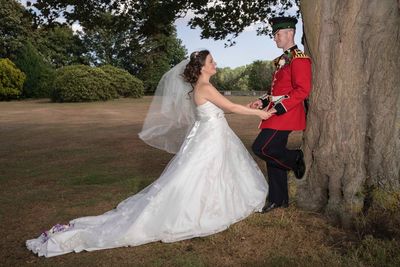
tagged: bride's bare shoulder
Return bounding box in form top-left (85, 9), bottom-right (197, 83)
top-left (195, 82), bottom-right (216, 93)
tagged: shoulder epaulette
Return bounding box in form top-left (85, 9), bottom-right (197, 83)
top-left (272, 55), bottom-right (282, 68)
top-left (273, 56), bottom-right (281, 65)
top-left (291, 49), bottom-right (310, 59)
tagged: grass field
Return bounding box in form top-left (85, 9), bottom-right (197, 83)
top-left (0, 96), bottom-right (398, 266)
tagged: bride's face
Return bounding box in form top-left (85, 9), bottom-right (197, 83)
top-left (201, 54), bottom-right (217, 76)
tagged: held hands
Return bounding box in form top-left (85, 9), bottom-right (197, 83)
top-left (247, 99), bottom-right (263, 109)
top-left (247, 99), bottom-right (276, 120)
top-left (258, 109), bottom-right (275, 120)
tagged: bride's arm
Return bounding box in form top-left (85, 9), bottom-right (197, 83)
top-left (200, 84), bottom-right (274, 120)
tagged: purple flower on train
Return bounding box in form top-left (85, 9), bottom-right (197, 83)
top-left (39, 223), bottom-right (74, 243)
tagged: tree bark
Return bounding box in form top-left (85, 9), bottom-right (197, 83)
top-left (297, 0), bottom-right (400, 226)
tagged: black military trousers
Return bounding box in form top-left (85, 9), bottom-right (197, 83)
top-left (252, 128), bottom-right (298, 206)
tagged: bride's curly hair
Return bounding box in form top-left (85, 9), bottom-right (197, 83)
top-left (183, 50), bottom-right (210, 85)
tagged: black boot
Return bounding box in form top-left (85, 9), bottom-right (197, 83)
top-left (294, 149), bottom-right (305, 179)
top-left (261, 202), bottom-right (288, 213)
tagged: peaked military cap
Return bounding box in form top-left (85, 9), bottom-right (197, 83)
top-left (269, 16), bottom-right (298, 35)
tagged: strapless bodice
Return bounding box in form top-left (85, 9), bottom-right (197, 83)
top-left (196, 101), bottom-right (224, 121)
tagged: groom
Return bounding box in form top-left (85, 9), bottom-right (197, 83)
top-left (249, 16), bottom-right (312, 213)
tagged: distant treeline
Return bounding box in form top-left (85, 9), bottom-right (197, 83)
top-left (212, 61), bottom-right (274, 92)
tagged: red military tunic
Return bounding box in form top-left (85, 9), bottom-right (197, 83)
top-left (259, 46), bottom-right (312, 131)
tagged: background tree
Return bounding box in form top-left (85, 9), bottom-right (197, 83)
top-left (0, 0), bottom-right (34, 58)
top-left (0, 0), bottom-right (57, 98)
top-left (211, 66), bottom-right (250, 91)
top-left (79, 11), bottom-right (141, 69)
top-left (211, 67), bottom-right (231, 91)
top-left (28, 0), bottom-right (191, 33)
top-left (36, 25), bottom-right (89, 67)
top-left (14, 42), bottom-right (55, 98)
top-left (132, 28), bottom-right (187, 94)
top-left (247, 60), bottom-right (274, 91)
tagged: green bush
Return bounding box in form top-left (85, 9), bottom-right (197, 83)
top-left (14, 42), bottom-right (55, 98)
top-left (52, 65), bottom-right (118, 102)
top-left (0, 58), bottom-right (25, 100)
top-left (100, 65), bottom-right (143, 98)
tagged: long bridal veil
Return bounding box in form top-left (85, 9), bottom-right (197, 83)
top-left (138, 60), bottom-right (196, 154)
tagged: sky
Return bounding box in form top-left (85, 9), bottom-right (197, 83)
top-left (19, 0), bottom-right (303, 68)
top-left (175, 17), bottom-right (303, 68)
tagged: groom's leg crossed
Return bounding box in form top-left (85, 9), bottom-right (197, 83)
top-left (252, 129), bottom-right (292, 170)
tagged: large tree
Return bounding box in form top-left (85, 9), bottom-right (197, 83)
top-left (297, 0), bottom-right (399, 227)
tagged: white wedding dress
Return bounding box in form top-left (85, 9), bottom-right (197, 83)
top-left (26, 101), bottom-right (268, 257)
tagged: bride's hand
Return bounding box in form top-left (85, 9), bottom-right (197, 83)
top-left (258, 110), bottom-right (274, 120)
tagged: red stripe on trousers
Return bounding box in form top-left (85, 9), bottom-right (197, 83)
top-left (261, 130), bottom-right (292, 170)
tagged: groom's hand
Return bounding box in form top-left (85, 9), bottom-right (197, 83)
top-left (248, 99), bottom-right (263, 109)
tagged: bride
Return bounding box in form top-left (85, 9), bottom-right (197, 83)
top-left (26, 50), bottom-right (272, 257)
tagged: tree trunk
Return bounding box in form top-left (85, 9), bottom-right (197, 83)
top-left (297, 0), bottom-right (400, 226)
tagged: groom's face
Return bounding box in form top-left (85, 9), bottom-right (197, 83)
top-left (273, 29), bottom-right (294, 49)
top-left (201, 54), bottom-right (217, 76)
